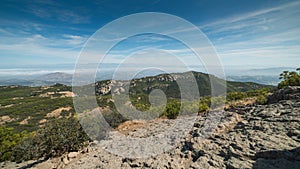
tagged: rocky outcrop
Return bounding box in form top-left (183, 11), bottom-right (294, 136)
top-left (61, 87), bottom-right (300, 168)
top-left (2, 87), bottom-right (299, 169)
top-left (267, 86), bottom-right (300, 103)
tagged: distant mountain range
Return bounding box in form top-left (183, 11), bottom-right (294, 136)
top-left (0, 72), bottom-right (73, 86)
top-left (225, 67), bottom-right (297, 85)
top-left (227, 75), bottom-right (280, 86)
top-left (38, 72), bottom-right (73, 85)
top-left (0, 67), bottom-right (286, 87)
top-left (0, 66), bottom-right (294, 86)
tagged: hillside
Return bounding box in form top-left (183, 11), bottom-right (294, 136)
top-left (0, 71), bottom-right (275, 166)
top-left (63, 87), bottom-right (300, 169)
top-left (2, 86), bottom-right (299, 169)
top-left (0, 84), bottom-right (74, 132)
top-left (0, 71), bottom-right (271, 133)
top-left (95, 71), bottom-right (272, 98)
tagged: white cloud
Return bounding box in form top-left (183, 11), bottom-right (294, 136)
top-left (197, 1), bottom-right (300, 67)
top-left (1, 0), bottom-right (299, 69)
top-left (23, 1), bottom-right (91, 24)
top-left (0, 29), bottom-right (86, 62)
top-left (63, 34), bottom-right (88, 45)
top-left (201, 0), bottom-right (300, 30)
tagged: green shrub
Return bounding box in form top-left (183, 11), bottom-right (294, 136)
top-left (180, 101), bottom-right (198, 115)
top-left (278, 68), bottom-right (300, 89)
top-left (227, 92), bottom-right (247, 101)
top-left (255, 95), bottom-right (267, 105)
top-left (0, 126), bottom-right (30, 162)
top-left (12, 117), bottom-right (90, 162)
top-left (198, 102), bottom-right (209, 113)
top-left (162, 99), bottom-right (180, 119)
top-left (225, 88), bottom-right (271, 106)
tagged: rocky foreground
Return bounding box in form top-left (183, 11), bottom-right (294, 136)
top-left (2, 87), bottom-right (300, 169)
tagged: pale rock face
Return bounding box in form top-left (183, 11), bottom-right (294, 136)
top-left (67, 152), bottom-right (79, 159)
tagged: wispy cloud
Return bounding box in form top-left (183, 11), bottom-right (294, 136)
top-left (62, 34), bottom-right (88, 46)
top-left (201, 0), bottom-right (300, 30)
top-left (197, 0), bottom-right (300, 67)
top-left (1, 0), bottom-right (299, 69)
top-left (0, 26), bottom-right (88, 65)
top-left (23, 1), bottom-right (91, 24)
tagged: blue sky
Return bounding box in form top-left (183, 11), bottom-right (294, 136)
top-left (0, 0), bottom-right (299, 73)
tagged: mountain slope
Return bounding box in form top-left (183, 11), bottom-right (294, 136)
top-left (95, 71), bottom-right (273, 98)
top-left (3, 86), bottom-right (299, 169)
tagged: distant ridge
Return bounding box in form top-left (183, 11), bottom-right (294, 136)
top-left (38, 72), bottom-right (72, 84)
top-left (95, 71), bottom-right (272, 98)
top-left (0, 71), bottom-right (273, 92)
top-left (0, 72), bottom-right (72, 86)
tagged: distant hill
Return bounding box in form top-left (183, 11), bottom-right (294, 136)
top-left (246, 67), bottom-right (296, 75)
top-left (224, 66), bottom-right (296, 76)
top-left (0, 72), bottom-right (72, 86)
top-left (227, 75), bottom-right (279, 86)
top-left (38, 72), bottom-right (72, 85)
top-left (0, 79), bottom-right (52, 86)
top-left (0, 71), bottom-right (273, 96)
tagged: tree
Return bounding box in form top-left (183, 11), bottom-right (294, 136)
top-left (12, 117), bottom-right (90, 162)
top-left (278, 68), bottom-right (300, 89)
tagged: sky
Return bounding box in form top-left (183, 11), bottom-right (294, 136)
top-left (0, 0), bottom-right (299, 76)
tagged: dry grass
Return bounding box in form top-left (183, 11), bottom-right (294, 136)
top-left (46, 107), bottom-right (72, 118)
top-left (19, 116), bottom-right (31, 125)
top-left (225, 97), bottom-right (256, 109)
top-left (0, 115), bottom-right (17, 125)
top-left (117, 120), bottom-right (147, 135)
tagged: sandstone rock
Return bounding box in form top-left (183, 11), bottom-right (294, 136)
top-left (68, 152), bottom-right (79, 159)
top-left (62, 157), bottom-right (70, 165)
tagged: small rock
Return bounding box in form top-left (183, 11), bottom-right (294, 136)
top-left (68, 152), bottom-right (79, 159)
top-left (63, 157), bottom-right (70, 165)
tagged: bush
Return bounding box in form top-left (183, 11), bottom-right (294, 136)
top-left (0, 126), bottom-right (30, 162)
top-left (227, 92), bottom-right (247, 101)
top-left (246, 88), bottom-right (271, 97)
top-left (278, 68), bottom-right (300, 89)
top-left (162, 99), bottom-right (180, 119)
top-left (255, 95), bottom-right (267, 105)
top-left (12, 117), bottom-right (90, 162)
top-left (198, 102), bottom-right (209, 113)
